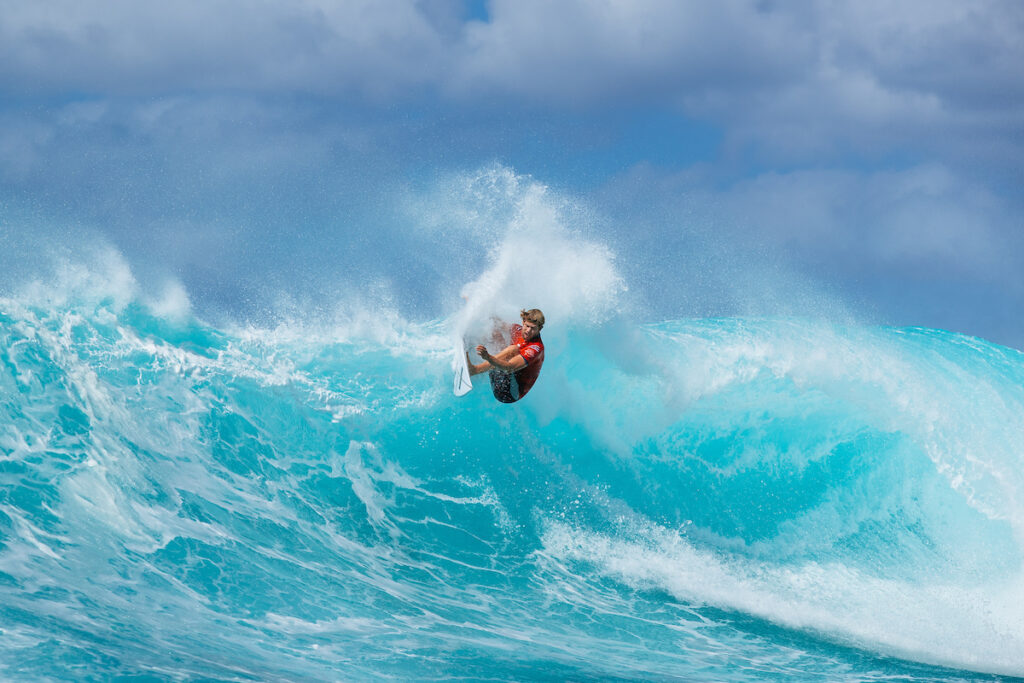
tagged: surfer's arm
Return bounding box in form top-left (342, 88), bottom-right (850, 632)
top-left (475, 344), bottom-right (526, 372)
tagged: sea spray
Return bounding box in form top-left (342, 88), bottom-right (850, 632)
top-left (409, 165), bottom-right (626, 341)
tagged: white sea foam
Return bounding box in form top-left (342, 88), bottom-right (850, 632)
top-left (541, 519), bottom-right (1024, 677)
top-left (15, 245), bottom-right (139, 313)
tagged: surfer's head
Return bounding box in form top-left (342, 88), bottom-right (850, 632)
top-left (520, 309), bottom-right (545, 329)
top-left (520, 309), bottom-right (544, 339)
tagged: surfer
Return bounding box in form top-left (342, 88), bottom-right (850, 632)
top-left (469, 309), bottom-right (545, 403)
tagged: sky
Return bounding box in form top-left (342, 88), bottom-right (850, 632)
top-left (1, 0), bottom-right (1022, 345)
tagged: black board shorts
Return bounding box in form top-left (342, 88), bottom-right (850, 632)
top-left (489, 370), bottom-right (520, 403)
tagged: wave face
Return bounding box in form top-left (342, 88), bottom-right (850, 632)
top-left (2, 275), bottom-right (1024, 681)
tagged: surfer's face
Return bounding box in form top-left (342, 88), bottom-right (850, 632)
top-left (521, 320), bottom-right (540, 340)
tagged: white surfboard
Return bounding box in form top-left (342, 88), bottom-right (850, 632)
top-left (452, 339), bottom-right (473, 396)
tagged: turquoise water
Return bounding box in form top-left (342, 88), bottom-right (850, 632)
top-left (2, 272), bottom-right (1023, 681)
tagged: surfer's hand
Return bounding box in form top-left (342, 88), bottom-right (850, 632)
top-left (476, 345), bottom-right (489, 360)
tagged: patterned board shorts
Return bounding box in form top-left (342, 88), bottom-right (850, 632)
top-left (489, 370), bottom-right (520, 403)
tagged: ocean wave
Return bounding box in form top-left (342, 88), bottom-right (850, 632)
top-left (1, 266), bottom-right (1022, 679)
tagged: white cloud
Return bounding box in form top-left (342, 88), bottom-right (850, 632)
top-left (0, 0), bottom-right (1020, 164)
top-left (595, 160), bottom-right (1023, 328)
top-left (454, 0), bottom-right (1022, 163)
top-left (750, 165), bottom-right (999, 267)
top-left (453, 1), bottom-right (810, 101)
top-left (720, 165), bottom-right (1010, 273)
top-left (0, 0), bottom-right (455, 97)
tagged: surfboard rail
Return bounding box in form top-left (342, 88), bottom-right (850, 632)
top-left (453, 340), bottom-right (473, 396)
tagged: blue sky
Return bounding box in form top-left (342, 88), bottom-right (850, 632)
top-left (1, 1), bottom-right (1022, 344)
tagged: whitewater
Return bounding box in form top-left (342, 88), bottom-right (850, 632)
top-left (2, 174), bottom-right (1024, 681)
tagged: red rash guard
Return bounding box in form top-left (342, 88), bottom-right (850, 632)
top-left (510, 323), bottom-right (544, 398)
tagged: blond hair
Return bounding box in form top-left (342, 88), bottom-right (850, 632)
top-left (520, 308), bottom-right (545, 329)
